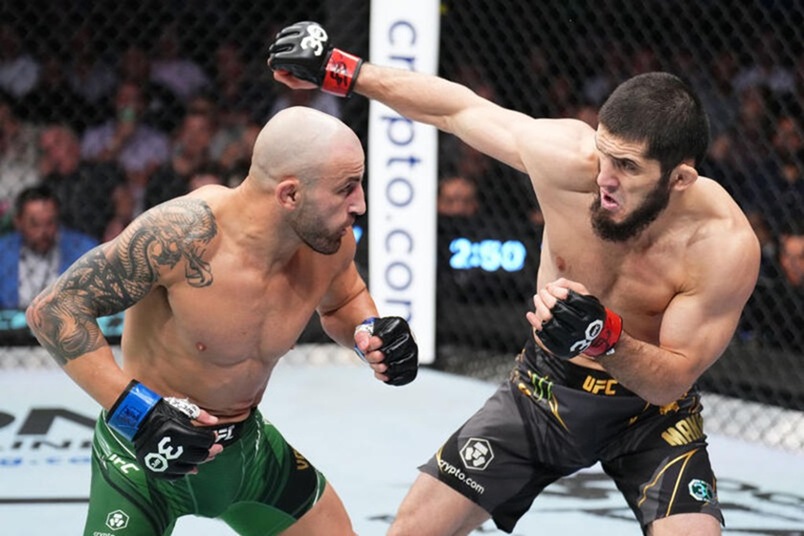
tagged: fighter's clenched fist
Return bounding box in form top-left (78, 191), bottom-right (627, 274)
top-left (354, 316), bottom-right (419, 386)
top-left (528, 279), bottom-right (623, 359)
top-left (268, 21), bottom-right (363, 97)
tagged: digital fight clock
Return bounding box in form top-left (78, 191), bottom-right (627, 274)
top-left (448, 237), bottom-right (527, 272)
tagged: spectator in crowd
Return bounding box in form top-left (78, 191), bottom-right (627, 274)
top-left (81, 80), bottom-right (171, 217)
top-left (689, 48), bottom-right (740, 139)
top-left (216, 117), bottom-right (261, 186)
top-left (0, 185), bottom-right (96, 309)
top-left (213, 40), bottom-right (250, 112)
top-left (629, 44), bottom-right (662, 77)
top-left (741, 221), bottom-right (804, 353)
top-left (582, 39), bottom-right (629, 106)
top-left (518, 47), bottom-right (553, 118)
top-left (144, 109), bottom-right (215, 209)
top-left (732, 86), bottom-right (773, 170)
top-left (117, 43), bottom-right (184, 133)
top-left (779, 223), bottom-right (804, 288)
top-left (209, 40), bottom-right (275, 162)
top-left (437, 174), bottom-right (480, 218)
top-left (188, 161), bottom-right (226, 191)
top-left (39, 123), bottom-right (124, 241)
top-left (102, 183), bottom-right (135, 243)
top-left (732, 31), bottom-right (796, 97)
top-left (746, 211), bottom-right (780, 279)
top-left (704, 88), bottom-right (775, 214)
top-left (64, 23), bottom-right (117, 108)
top-left (570, 101), bottom-right (599, 129)
top-left (150, 22), bottom-right (210, 103)
top-left (0, 23), bottom-right (39, 99)
top-left (436, 174), bottom-right (483, 299)
top-left (211, 40), bottom-right (272, 122)
top-left (439, 133), bottom-right (536, 224)
top-left (748, 113), bottom-right (804, 236)
top-left (0, 90), bottom-right (41, 230)
top-left (19, 53), bottom-right (98, 131)
top-left (81, 80), bottom-right (171, 177)
top-left (699, 127), bottom-right (749, 204)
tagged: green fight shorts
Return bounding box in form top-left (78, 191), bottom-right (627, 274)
top-left (83, 408), bottom-right (326, 536)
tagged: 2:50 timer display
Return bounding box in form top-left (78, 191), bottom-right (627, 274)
top-left (449, 238), bottom-right (527, 272)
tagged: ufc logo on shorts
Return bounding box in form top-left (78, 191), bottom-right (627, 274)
top-left (569, 319), bottom-right (603, 354)
top-left (215, 425), bottom-right (235, 443)
top-left (143, 436), bottom-right (184, 473)
top-left (301, 25), bottom-right (328, 56)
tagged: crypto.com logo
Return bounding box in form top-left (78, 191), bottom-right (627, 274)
top-left (459, 437), bottom-right (494, 471)
top-left (105, 509), bottom-right (129, 530)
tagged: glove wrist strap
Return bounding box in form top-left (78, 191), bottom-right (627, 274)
top-left (106, 380), bottom-right (161, 440)
top-left (321, 49), bottom-right (363, 97)
top-left (585, 308), bottom-right (623, 358)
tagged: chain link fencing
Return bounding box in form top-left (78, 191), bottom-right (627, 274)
top-left (0, 1), bottom-right (802, 451)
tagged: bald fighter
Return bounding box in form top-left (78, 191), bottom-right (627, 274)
top-left (26, 106), bottom-right (418, 536)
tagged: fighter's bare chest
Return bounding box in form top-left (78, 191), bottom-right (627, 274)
top-left (545, 236), bottom-right (680, 318)
top-left (166, 272), bottom-right (323, 362)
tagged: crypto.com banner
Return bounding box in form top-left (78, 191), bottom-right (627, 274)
top-left (368, 1), bottom-right (440, 364)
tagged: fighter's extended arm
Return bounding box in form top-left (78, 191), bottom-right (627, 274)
top-left (268, 21), bottom-right (593, 188)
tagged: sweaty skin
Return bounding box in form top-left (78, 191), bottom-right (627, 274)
top-left (26, 106), bottom-right (377, 424)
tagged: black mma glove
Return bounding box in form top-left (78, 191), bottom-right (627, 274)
top-left (267, 21), bottom-right (363, 97)
top-left (355, 317), bottom-right (419, 386)
top-left (536, 290), bottom-right (623, 360)
top-left (106, 380), bottom-right (216, 480)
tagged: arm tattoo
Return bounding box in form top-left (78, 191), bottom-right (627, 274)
top-left (27, 199), bottom-right (218, 364)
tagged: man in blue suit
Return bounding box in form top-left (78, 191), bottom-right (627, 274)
top-left (0, 184), bottom-right (97, 309)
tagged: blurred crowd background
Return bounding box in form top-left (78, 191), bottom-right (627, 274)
top-left (0, 1), bottom-right (801, 444)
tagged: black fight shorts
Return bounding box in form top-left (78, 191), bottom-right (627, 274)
top-left (419, 337), bottom-right (723, 534)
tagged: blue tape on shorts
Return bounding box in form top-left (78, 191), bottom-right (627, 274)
top-left (107, 382), bottom-right (161, 440)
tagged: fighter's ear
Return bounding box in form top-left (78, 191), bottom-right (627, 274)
top-left (276, 178), bottom-right (301, 207)
top-left (672, 163), bottom-right (698, 191)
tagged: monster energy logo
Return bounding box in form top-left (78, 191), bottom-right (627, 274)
top-left (528, 371), bottom-right (554, 401)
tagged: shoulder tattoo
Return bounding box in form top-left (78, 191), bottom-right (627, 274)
top-left (28, 199), bottom-right (218, 363)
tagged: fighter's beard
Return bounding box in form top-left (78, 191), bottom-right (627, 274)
top-left (590, 172), bottom-right (672, 242)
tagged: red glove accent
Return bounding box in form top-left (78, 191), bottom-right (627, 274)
top-left (321, 49), bottom-right (363, 97)
top-left (584, 308), bottom-right (623, 357)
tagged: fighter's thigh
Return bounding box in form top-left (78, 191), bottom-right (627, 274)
top-left (280, 483), bottom-right (354, 536)
top-left (415, 383), bottom-right (563, 532)
top-left (647, 512), bottom-right (721, 536)
top-left (217, 482), bottom-right (352, 536)
top-left (83, 455), bottom-right (174, 536)
top-left (220, 418), bottom-right (333, 536)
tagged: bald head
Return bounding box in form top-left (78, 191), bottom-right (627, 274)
top-left (249, 107), bottom-right (363, 188)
